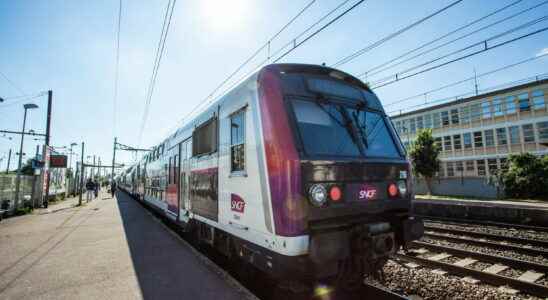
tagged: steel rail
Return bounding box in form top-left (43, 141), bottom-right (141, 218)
top-left (394, 254), bottom-right (548, 298)
top-left (410, 241), bottom-right (548, 273)
top-left (423, 232), bottom-right (548, 258)
top-left (424, 225), bottom-right (548, 249)
top-left (361, 282), bottom-right (409, 300)
top-left (420, 216), bottom-right (548, 233)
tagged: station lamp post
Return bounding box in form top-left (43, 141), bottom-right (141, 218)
top-left (14, 103), bottom-right (39, 209)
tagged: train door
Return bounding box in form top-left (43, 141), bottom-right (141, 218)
top-left (179, 139), bottom-right (191, 222)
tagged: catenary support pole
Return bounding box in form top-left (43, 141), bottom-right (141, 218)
top-left (44, 91), bottom-right (53, 206)
top-left (5, 149), bottom-right (11, 174)
top-left (111, 137), bottom-right (117, 182)
top-left (79, 142), bottom-right (84, 206)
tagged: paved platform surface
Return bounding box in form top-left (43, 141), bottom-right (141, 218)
top-left (0, 191), bottom-right (256, 300)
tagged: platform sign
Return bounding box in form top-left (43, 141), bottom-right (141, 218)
top-left (50, 155), bottom-right (67, 168)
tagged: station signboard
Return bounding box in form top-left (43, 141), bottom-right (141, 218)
top-left (50, 155), bottom-right (67, 168)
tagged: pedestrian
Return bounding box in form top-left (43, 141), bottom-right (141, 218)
top-left (110, 180), bottom-right (116, 198)
top-left (93, 179), bottom-right (99, 198)
top-left (85, 178), bottom-right (94, 202)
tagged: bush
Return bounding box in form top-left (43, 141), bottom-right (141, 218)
top-left (408, 129), bottom-right (441, 195)
top-left (500, 153), bottom-right (548, 199)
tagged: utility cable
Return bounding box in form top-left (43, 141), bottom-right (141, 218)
top-left (370, 22), bottom-right (548, 89)
top-left (384, 51), bottom-right (548, 108)
top-left (362, 0), bottom-right (548, 79)
top-left (138, 0), bottom-right (177, 145)
top-left (0, 71), bottom-right (26, 97)
top-left (113, 0), bottom-right (123, 138)
top-left (331, 0), bottom-right (465, 68)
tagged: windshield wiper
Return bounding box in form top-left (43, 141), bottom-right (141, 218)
top-left (313, 96), bottom-right (365, 155)
top-left (352, 106), bottom-right (368, 149)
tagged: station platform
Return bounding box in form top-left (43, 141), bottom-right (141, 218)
top-left (413, 197), bottom-right (548, 227)
top-left (0, 191), bottom-right (256, 300)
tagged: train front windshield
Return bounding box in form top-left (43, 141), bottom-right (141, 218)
top-left (291, 99), bottom-right (402, 159)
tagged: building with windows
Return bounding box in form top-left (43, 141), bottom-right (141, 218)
top-left (391, 78), bottom-right (548, 198)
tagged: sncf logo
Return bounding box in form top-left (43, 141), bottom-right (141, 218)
top-left (231, 194), bottom-right (245, 213)
top-left (358, 186), bottom-right (377, 200)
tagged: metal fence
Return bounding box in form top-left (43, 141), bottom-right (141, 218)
top-left (0, 174), bottom-right (41, 214)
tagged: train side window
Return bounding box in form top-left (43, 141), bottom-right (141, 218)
top-left (230, 110), bottom-right (245, 173)
top-left (192, 117), bottom-right (218, 156)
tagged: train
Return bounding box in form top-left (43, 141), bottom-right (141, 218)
top-left (117, 63), bottom-right (424, 286)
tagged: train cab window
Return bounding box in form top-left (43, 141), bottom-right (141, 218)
top-left (230, 110), bottom-right (245, 172)
top-left (192, 117), bottom-right (218, 156)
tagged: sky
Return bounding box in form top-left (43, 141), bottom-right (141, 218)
top-left (0, 0), bottom-right (547, 172)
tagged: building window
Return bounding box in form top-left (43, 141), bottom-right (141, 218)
top-left (401, 119), bottom-right (408, 134)
top-left (522, 124), bottom-right (535, 143)
top-left (487, 158), bottom-right (498, 175)
top-left (416, 116), bottom-right (424, 130)
top-left (484, 129), bottom-right (494, 147)
top-left (230, 110), bottom-right (246, 172)
top-left (424, 114), bottom-right (432, 128)
top-left (538, 121), bottom-right (548, 140)
top-left (532, 90), bottom-right (545, 110)
top-left (192, 117), bottom-right (218, 156)
top-left (453, 134), bottom-right (462, 150)
top-left (434, 137), bottom-right (442, 149)
top-left (443, 136), bottom-right (452, 151)
top-left (450, 109), bottom-right (459, 124)
top-left (433, 112), bottom-right (441, 128)
top-left (463, 132), bottom-right (472, 149)
top-left (481, 100), bottom-right (491, 119)
top-left (446, 162), bottom-right (455, 177)
top-left (409, 118), bottom-right (416, 133)
top-left (470, 104), bottom-right (481, 121)
top-left (506, 96), bottom-right (516, 114)
top-left (509, 126), bottom-right (520, 144)
top-left (460, 106), bottom-right (470, 124)
top-left (456, 161), bottom-right (464, 173)
top-left (441, 111), bottom-right (450, 126)
top-left (466, 160), bottom-right (475, 171)
top-left (496, 128), bottom-right (507, 145)
top-left (477, 159), bottom-right (486, 176)
top-left (518, 93), bottom-right (530, 112)
top-left (395, 121), bottom-right (402, 134)
top-left (473, 131), bottom-right (483, 148)
top-left (493, 97), bottom-right (503, 117)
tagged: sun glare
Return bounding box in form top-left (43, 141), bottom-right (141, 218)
top-left (201, 0), bottom-right (249, 31)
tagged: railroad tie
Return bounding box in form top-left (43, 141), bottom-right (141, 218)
top-left (517, 271), bottom-right (544, 283)
top-left (482, 264), bottom-right (508, 274)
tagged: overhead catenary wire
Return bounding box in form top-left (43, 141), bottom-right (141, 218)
top-left (388, 71), bottom-right (548, 116)
top-left (0, 71), bottom-right (27, 97)
top-left (361, 0), bottom-right (548, 79)
top-left (369, 22), bottom-right (548, 89)
top-left (138, 0), bottom-right (177, 145)
top-left (199, 0), bottom-right (317, 110)
top-left (330, 0), bottom-right (465, 68)
top-left (384, 51), bottom-right (548, 108)
top-left (113, 0), bottom-right (123, 138)
top-left (164, 0), bottom-right (366, 139)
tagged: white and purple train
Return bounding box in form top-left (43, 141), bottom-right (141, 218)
top-left (118, 64), bottom-right (423, 282)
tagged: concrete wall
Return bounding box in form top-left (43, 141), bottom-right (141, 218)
top-left (414, 177), bottom-right (502, 199)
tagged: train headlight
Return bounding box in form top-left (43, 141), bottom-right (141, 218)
top-left (397, 180), bottom-right (407, 197)
top-left (309, 184), bottom-right (327, 207)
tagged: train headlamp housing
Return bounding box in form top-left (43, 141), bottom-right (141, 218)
top-left (397, 180), bottom-right (407, 197)
top-left (308, 184), bottom-right (328, 207)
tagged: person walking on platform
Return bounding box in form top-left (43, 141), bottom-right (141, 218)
top-left (93, 179), bottom-right (99, 198)
top-left (110, 180), bottom-right (116, 198)
top-left (85, 178), bottom-right (94, 202)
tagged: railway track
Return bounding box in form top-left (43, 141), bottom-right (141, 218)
top-left (423, 231), bottom-right (548, 258)
top-left (394, 251), bottom-right (548, 298)
top-left (421, 216), bottom-right (548, 233)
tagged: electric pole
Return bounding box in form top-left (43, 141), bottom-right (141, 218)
top-left (43, 90), bottom-right (53, 206)
top-left (111, 137), bottom-right (117, 182)
top-left (79, 142), bottom-right (84, 206)
top-left (5, 149), bottom-right (11, 174)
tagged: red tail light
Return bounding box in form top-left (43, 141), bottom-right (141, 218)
top-left (329, 185), bottom-right (342, 202)
top-left (387, 183), bottom-right (399, 198)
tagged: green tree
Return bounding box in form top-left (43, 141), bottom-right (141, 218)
top-left (409, 129), bottom-right (441, 195)
top-left (501, 153), bottom-right (548, 199)
top-left (20, 159), bottom-right (35, 176)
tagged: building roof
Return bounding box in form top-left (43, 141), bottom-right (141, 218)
top-left (390, 78), bottom-right (548, 119)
